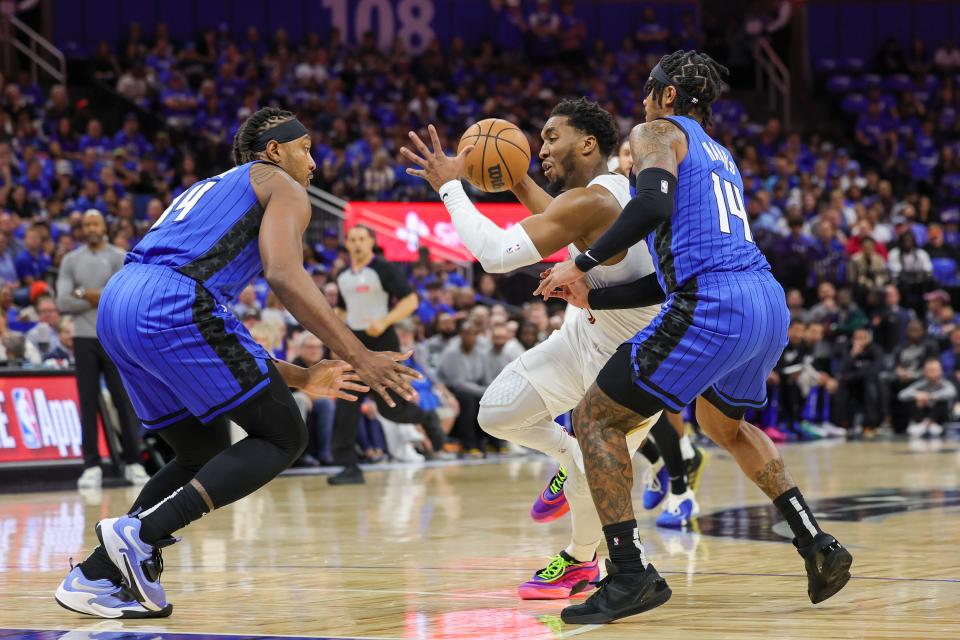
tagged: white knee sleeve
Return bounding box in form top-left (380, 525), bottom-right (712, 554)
top-left (479, 370), bottom-right (579, 468)
top-left (478, 370), bottom-right (551, 438)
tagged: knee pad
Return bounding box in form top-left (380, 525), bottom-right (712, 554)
top-left (478, 370), bottom-right (549, 436)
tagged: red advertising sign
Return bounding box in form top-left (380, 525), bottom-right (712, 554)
top-left (344, 201), bottom-right (567, 263)
top-left (0, 374), bottom-right (107, 464)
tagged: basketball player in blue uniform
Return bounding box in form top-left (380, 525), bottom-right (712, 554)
top-left (55, 108), bottom-right (419, 619)
top-left (536, 51), bottom-right (853, 624)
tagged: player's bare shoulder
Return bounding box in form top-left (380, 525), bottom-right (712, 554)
top-left (250, 162), bottom-right (307, 206)
top-left (629, 120), bottom-right (684, 174)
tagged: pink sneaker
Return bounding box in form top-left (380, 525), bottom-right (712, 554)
top-left (530, 467), bottom-right (569, 523)
top-left (518, 551), bottom-right (599, 600)
top-left (763, 425), bottom-right (787, 443)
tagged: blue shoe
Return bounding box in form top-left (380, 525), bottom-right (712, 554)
top-left (96, 516), bottom-right (174, 612)
top-left (655, 490), bottom-right (700, 529)
top-left (55, 564), bottom-right (172, 618)
top-left (642, 464), bottom-right (669, 510)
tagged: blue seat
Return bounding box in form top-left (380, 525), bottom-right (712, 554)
top-left (826, 75), bottom-right (853, 93)
top-left (884, 74), bottom-right (911, 92)
top-left (932, 257), bottom-right (959, 288)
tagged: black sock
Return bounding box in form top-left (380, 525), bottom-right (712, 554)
top-left (651, 413), bottom-right (687, 494)
top-left (639, 439), bottom-right (660, 465)
top-left (78, 545), bottom-right (122, 582)
top-left (603, 520), bottom-right (647, 573)
top-left (773, 487), bottom-right (822, 548)
top-left (138, 483), bottom-right (210, 544)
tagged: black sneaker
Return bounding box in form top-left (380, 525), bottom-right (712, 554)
top-left (327, 465), bottom-right (364, 485)
top-left (560, 560), bottom-right (672, 624)
top-left (684, 446), bottom-right (707, 492)
top-left (796, 532), bottom-right (852, 604)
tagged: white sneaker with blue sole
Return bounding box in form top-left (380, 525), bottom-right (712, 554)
top-left (55, 564), bottom-right (172, 618)
top-left (655, 490), bottom-right (701, 529)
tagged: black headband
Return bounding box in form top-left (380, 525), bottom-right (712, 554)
top-left (649, 64), bottom-right (698, 104)
top-left (252, 118), bottom-right (309, 151)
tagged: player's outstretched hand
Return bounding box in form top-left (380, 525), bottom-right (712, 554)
top-left (546, 278), bottom-right (591, 309)
top-left (302, 360), bottom-right (369, 401)
top-left (534, 259), bottom-right (586, 300)
top-left (354, 350), bottom-right (422, 408)
top-left (400, 124), bottom-right (474, 191)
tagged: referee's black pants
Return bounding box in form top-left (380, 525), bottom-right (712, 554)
top-left (74, 336), bottom-right (142, 468)
top-left (332, 390), bottom-right (434, 465)
top-left (331, 328), bottom-right (443, 465)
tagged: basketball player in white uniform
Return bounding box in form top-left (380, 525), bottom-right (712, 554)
top-left (401, 99), bottom-right (662, 599)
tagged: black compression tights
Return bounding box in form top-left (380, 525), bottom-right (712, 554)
top-left (80, 363), bottom-right (306, 580)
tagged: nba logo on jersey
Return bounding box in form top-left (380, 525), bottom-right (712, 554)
top-left (12, 388), bottom-right (41, 449)
top-left (660, 180), bottom-right (669, 194)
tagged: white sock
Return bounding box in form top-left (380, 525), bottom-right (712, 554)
top-left (564, 463), bottom-right (601, 562)
top-left (679, 434), bottom-right (695, 461)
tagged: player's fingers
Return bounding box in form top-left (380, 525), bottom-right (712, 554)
top-left (532, 277), bottom-right (551, 297)
top-left (540, 268), bottom-right (552, 279)
top-left (546, 288), bottom-right (568, 301)
top-left (372, 384), bottom-right (397, 408)
top-left (340, 381), bottom-right (369, 393)
top-left (405, 168), bottom-right (427, 178)
top-left (392, 363), bottom-right (422, 380)
top-left (342, 372), bottom-right (364, 383)
top-left (384, 351), bottom-right (422, 378)
top-left (334, 390), bottom-right (361, 401)
top-left (427, 124), bottom-right (443, 155)
top-left (407, 130), bottom-right (432, 157)
top-left (399, 146), bottom-right (427, 167)
top-left (455, 145), bottom-right (475, 161)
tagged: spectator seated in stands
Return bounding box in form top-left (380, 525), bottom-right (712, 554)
top-left (897, 358), bottom-right (956, 438)
top-left (289, 332), bottom-right (336, 467)
top-left (885, 319), bottom-right (940, 431)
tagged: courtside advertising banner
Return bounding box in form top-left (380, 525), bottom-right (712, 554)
top-left (344, 201), bottom-right (566, 263)
top-left (0, 373), bottom-right (107, 464)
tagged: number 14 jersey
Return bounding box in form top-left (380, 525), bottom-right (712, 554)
top-left (127, 160), bottom-right (270, 305)
top-left (647, 115), bottom-right (771, 294)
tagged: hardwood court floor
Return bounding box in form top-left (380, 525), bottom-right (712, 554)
top-left (0, 440), bottom-right (958, 640)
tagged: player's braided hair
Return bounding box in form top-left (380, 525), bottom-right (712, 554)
top-left (232, 107), bottom-right (295, 165)
top-left (646, 50), bottom-right (729, 127)
top-left (549, 97), bottom-right (619, 157)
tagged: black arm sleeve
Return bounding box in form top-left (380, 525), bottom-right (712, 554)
top-left (574, 168), bottom-right (677, 272)
top-left (587, 273), bottom-right (666, 310)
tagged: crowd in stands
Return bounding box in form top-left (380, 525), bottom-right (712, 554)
top-left (0, 5), bottom-right (955, 470)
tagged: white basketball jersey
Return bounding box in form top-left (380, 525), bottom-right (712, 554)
top-left (565, 173), bottom-right (660, 348)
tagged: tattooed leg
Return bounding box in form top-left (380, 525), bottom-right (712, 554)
top-left (573, 382), bottom-right (653, 526)
top-left (695, 396), bottom-right (796, 498)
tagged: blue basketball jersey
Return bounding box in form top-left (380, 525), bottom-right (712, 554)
top-left (647, 115), bottom-right (770, 293)
top-left (127, 160), bottom-right (268, 304)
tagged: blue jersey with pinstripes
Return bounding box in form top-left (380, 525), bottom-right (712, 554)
top-left (127, 160), bottom-right (267, 305)
top-left (646, 115), bottom-right (770, 293)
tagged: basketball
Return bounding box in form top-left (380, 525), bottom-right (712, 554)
top-left (458, 118), bottom-right (531, 192)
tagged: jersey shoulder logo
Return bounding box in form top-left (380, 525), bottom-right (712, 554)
top-left (660, 179), bottom-right (668, 194)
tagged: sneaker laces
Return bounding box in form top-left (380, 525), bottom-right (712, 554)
top-left (536, 553), bottom-right (574, 581)
top-left (142, 536), bottom-right (178, 583)
top-left (642, 466), bottom-right (661, 493)
top-left (548, 467), bottom-right (568, 495)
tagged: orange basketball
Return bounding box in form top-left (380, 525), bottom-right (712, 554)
top-left (457, 118), bottom-right (531, 192)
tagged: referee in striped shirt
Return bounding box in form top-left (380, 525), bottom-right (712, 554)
top-left (329, 225), bottom-right (444, 484)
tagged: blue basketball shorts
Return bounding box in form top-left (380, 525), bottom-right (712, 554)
top-left (599, 270), bottom-right (789, 415)
top-left (97, 263), bottom-right (271, 429)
